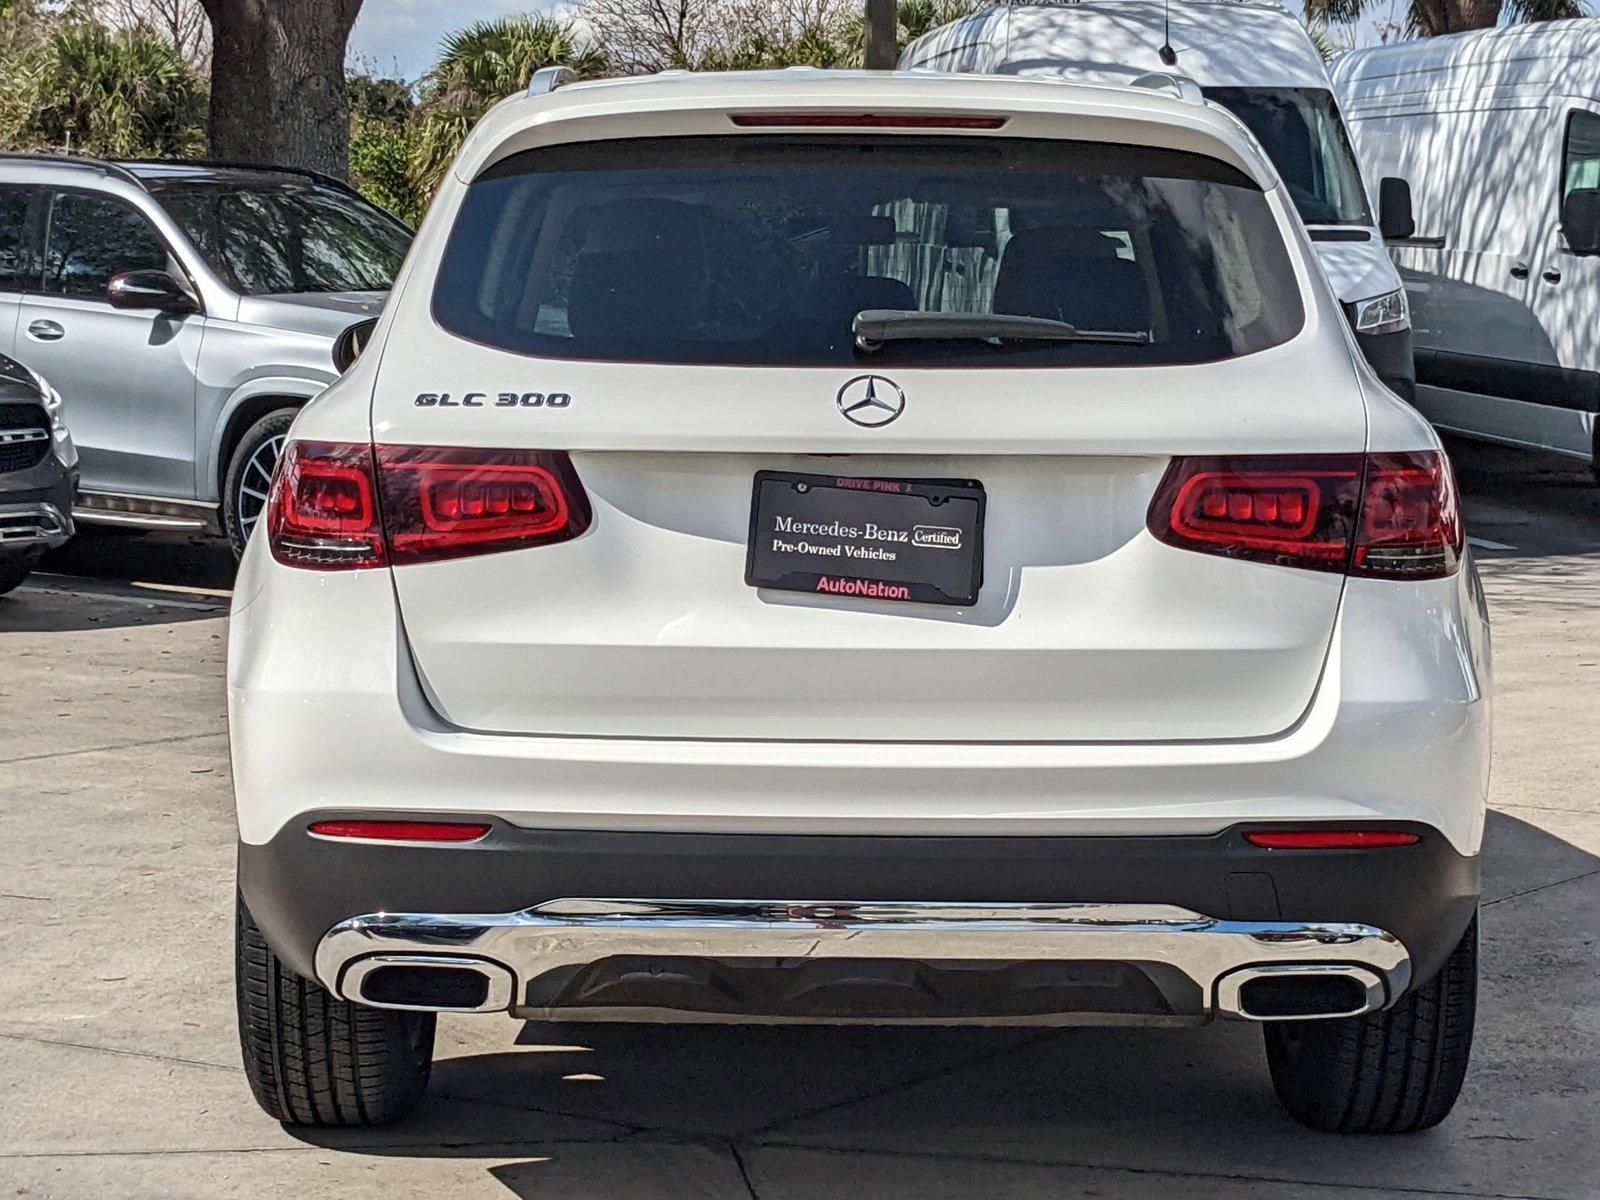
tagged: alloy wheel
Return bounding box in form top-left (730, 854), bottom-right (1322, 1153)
top-left (237, 433), bottom-right (285, 542)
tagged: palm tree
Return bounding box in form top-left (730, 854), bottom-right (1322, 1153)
top-left (409, 15), bottom-right (602, 201)
top-left (1307, 0), bottom-right (1586, 39)
top-left (11, 20), bottom-right (206, 157)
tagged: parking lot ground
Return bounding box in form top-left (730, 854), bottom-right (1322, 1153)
top-left (1, 438), bottom-right (1596, 1199)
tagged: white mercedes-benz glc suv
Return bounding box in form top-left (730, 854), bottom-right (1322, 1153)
top-left (228, 68), bottom-right (1489, 1134)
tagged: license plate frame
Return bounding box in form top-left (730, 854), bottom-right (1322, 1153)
top-left (744, 470), bottom-right (985, 607)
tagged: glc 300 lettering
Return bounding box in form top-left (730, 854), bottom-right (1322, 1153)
top-left (413, 392), bottom-right (572, 407)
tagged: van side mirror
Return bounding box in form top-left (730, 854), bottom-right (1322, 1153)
top-left (1378, 178), bottom-right (1415, 242)
top-left (333, 317), bottom-right (379, 373)
top-left (1561, 188), bottom-right (1600, 256)
top-left (107, 269), bottom-right (198, 314)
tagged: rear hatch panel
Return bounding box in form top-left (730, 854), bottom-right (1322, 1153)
top-left (375, 351), bottom-right (1365, 744)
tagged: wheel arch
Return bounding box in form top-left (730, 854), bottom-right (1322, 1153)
top-left (211, 388), bottom-right (313, 503)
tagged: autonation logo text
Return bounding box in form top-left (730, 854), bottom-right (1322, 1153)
top-left (815, 576), bottom-right (911, 600)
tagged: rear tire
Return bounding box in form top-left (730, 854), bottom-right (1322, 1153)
top-left (1264, 911), bottom-right (1478, 1133)
top-left (235, 894), bottom-right (434, 1126)
top-left (0, 551), bottom-right (40, 597)
top-left (222, 408), bottom-right (296, 558)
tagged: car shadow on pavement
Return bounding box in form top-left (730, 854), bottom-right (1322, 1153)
top-left (0, 527), bottom-right (233, 633)
top-left (0, 581), bottom-right (226, 632)
top-left (1447, 437), bottom-right (1600, 559)
top-left (42, 526), bottom-right (237, 592)
top-left (288, 809), bottom-right (1599, 1200)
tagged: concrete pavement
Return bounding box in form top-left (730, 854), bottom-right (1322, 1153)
top-left (1, 437), bottom-right (1595, 1199)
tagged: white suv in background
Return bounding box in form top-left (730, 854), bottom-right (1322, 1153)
top-left (229, 70), bottom-right (1489, 1133)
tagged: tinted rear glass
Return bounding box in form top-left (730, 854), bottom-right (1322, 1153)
top-left (433, 136), bottom-right (1304, 368)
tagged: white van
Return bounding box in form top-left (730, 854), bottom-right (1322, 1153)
top-left (1334, 21), bottom-right (1600, 476)
top-left (902, 0), bottom-right (1416, 398)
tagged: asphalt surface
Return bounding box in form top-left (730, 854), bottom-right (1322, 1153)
top-left (1, 437), bottom-right (1596, 1199)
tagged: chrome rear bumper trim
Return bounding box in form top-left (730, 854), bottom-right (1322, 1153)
top-left (315, 899), bottom-right (1412, 1024)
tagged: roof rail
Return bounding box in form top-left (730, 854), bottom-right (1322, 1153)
top-left (116, 158), bottom-right (359, 195)
top-left (117, 158), bottom-right (414, 229)
top-left (0, 151), bottom-right (147, 190)
top-left (527, 66), bottom-right (577, 98)
top-left (1128, 72), bottom-right (1206, 104)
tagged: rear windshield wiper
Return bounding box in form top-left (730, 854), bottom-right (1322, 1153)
top-left (852, 309), bottom-right (1151, 353)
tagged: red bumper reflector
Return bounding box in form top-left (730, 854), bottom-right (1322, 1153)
top-left (308, 820), bottom-right (491, 843)
top-left (1245, 830), bottom-right (1421, 849)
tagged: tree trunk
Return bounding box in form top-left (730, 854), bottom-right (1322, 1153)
top-left (199, 0), bottom-right (364, 179)
top-left (864, 0), bottom-right (897, 68)
top-left (1421, 0), bottom-right (1502, 35)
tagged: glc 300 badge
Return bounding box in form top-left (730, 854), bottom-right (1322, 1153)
top-left (836, 375), bottom-right (905, 428)
top-left (413, 391), bottom-right (571, 407)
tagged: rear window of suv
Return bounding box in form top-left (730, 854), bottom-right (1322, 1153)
top-left (432, 136), bottom-right (1304, 368)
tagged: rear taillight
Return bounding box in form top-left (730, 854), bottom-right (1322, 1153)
top-left (376, 445), bottom-right (591, 564)
top-left (1352, 452), bottom-right (1464, 579)
top-left (267, 441), bottom-right (386, 569)
top-left (266, 441), bottom-right (590, 569)
top-left (1147, 451), bottom-right (1462, 580)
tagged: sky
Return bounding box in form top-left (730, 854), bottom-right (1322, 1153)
top-left (350, 0), bottom-right (565, 81)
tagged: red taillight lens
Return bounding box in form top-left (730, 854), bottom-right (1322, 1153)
top-left (1148, 455), bottom-right (1363, 571)
top-left (1245, 830), bottom-right (1421, 849)
top-left (730, 113), bottom-right (1007, 129)
top-left (308, 819), bottom-right (491, 843)
top-left (266, 441), bottom-right (386, 569)
top-left (267, 441), bottom-right (591, 569)
top-left (376, 445), bottom-right (591, 564)
top-left (1147, 451), bottom-right (1462, 580)
top-left (1352, 452), bottom-right (1464, 579)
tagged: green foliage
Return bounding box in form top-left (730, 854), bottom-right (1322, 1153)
top-left (346, 67), bottom-right (421, 222)
top-left (2, 18), bottom-right (206, 157)
top-left (349, 72), bottom-right (415, 128)
top-left (409, 15), bottom-right (603, 202)
top-left (1306, 18), bottom-right (1339, 61)
top-left (350, 117), bottom-right (423, 224)
top-left (0, 1), bottom-right (59, 146)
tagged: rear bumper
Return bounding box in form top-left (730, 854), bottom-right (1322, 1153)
top-left (229, 549), bottom-right (1492, 855)
top-left (240, 818), bottom-right (1477, 1023)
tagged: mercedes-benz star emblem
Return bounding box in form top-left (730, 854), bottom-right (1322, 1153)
top-left (836, 375), bottom-right (906, 428)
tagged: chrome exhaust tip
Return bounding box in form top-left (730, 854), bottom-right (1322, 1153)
top-left (340, 954), bottom-right (515, 1014)
top-left (1215, 964), bottom-right (1386, 1021)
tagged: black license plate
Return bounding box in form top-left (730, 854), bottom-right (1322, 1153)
top-left (745, 471), bottom-right (985, 606)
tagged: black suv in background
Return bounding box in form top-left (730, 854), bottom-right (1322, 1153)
top-left (0, 352), bottom-right (76, 595)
